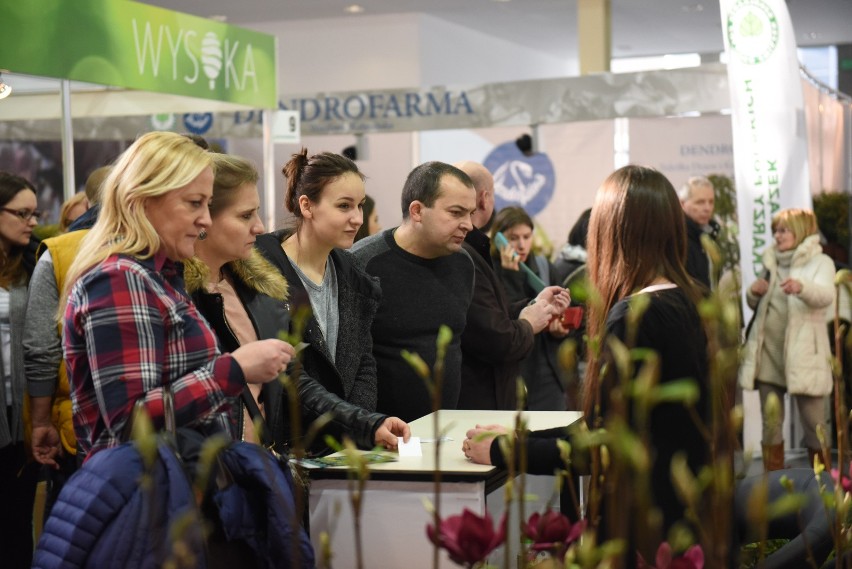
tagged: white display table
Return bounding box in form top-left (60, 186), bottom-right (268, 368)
top-left (307, 409), bottom-right (582, 568)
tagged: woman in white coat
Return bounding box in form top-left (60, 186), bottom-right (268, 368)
top-left (740, 208), bottom-right (835, 471)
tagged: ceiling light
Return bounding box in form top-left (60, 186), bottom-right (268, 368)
top-left (344, 4), bottom-right (364, 14)
top-left (0, 73), bottom-right (12, 100)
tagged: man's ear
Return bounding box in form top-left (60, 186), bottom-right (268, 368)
top-left (409, 200), bottom-right (424, 222)
top-left (299, 195), bottom-right (313, 219)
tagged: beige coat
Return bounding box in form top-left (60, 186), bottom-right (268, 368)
top-left (739, 234), bottom-right (835, 395)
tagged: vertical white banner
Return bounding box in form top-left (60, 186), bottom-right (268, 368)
top-left (720, 0), bottom-right (812, 453)
top-left (721, 0), bottom-right (811, 293)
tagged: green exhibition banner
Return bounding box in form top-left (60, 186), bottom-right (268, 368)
top-left (0, 0), bottom-right (277, 108)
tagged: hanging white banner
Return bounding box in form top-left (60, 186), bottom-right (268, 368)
top-left (721, 0), bottom-right (812, 455)
top-left (720, 0), bottom-right (811, 294)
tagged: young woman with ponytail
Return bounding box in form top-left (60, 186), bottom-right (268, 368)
top-left (255, 149), bottom-right (408, 454)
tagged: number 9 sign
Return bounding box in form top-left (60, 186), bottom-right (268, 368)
top-left (273, 110), bottom-right (301, 144)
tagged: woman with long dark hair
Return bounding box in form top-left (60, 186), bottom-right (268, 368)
top-left (464, 166), bottom-right (710, 564)
top-left (582, 165), bottom-right (709, 551)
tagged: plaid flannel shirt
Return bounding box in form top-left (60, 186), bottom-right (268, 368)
top-left (63, 251), bottom-right (244, 457)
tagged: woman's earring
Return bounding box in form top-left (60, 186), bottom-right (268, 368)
top-left (198, 230), bottom-right (207, 241)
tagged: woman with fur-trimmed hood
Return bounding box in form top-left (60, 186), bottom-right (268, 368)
top-left (189, 152), bottom-right (406, 454)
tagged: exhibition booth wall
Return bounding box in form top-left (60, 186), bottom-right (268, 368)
top-left (4, 72), bottom-right (842, 255)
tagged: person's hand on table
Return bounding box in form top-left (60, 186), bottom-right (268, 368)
top-left (374, 416), bottom-right (411, 450)
top-left (462, 424), bottom-right (509, 465)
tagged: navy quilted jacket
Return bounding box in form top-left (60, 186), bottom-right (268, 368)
top-left (33, 440), bottom-right (315, 569)
top-left (33, 441), bottom-right (204, 568)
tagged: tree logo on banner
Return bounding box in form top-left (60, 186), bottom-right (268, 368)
top-left (726, 0), bottom-right (780, 64)
top-left (484, 142), bottom-right (555, 216)
top-left (201, 32), bottom-right (224, 90)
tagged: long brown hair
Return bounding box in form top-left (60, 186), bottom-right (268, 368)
top-left (583, 165), bottom-right (701, 413)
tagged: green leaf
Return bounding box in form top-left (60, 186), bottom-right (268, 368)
top-left (766, 493), bottom-right (809, 520)
top-left (400, 350), bottom-right (431, 381)
top-left (649, 379), bottom-right (700, 405)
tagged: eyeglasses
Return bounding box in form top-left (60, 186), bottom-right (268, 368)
top-left (1, 207), bottom-right (43, 222)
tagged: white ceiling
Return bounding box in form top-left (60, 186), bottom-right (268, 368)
top-left (141, 0), bottom-right (852, 63)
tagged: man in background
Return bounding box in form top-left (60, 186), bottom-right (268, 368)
top-left (454, 161), bottom-right (567, 410)
top-left (679, 175), bottom-right (720, 290)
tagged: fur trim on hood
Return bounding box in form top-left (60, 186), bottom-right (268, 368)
top-left (555, 243), bottom-right (587, 265)
top-left (183, 249), bottom-right (289, 301)
top-left (763, 233), bottom-right (823, 272)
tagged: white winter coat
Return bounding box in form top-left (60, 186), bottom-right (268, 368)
top-left (739, 234), bottom-right (835, 395)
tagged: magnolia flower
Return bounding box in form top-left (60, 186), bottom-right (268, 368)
top-left (427, 509), bottom-right (506, 567)
top-left (830, 462), bottom-right (852, 493)
top-left (637, 543), bottom-right (704, 569)
top-left (523, 509), bottom-right (585, 551)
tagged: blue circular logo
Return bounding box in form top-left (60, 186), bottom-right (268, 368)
top-left (484, 142), bottom-right (556, 216)
top-left (182, 113), bottom-right (214, 135)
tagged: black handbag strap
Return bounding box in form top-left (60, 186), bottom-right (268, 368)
top-left (744, 269), bottom-right (772, 340)
top-left (122, 388), bottom-right (177, 441)
top-left (240, 386), bottom-right (278, 452)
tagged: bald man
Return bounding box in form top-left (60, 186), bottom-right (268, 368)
top-left (454, 161), bottom-right (568, 410)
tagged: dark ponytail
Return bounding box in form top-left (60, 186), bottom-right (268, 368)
top-left (283, 148), bottom-right (309, 215)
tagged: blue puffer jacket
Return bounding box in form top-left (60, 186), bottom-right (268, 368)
top-left (33, 439), bottom-right (315, 569)
top-left (214, 443), bottom-right (315, 568)
top-left (33, 441), bottom-right (204, 569)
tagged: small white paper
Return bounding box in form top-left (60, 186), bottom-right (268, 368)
top-left (397, 436), bottom-right (422, 457)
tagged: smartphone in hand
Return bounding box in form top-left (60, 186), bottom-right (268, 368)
top-left (561, 306), bottom-right (583, 330)
top-left (494, 231), bottom-right (510, 250)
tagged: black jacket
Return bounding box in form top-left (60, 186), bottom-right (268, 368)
top-left (459, 229), bottom-right (534, 410)
top-left (185, 252), bottom-right (289, 455)
top-left (255, 231), bottom-right (386, 451)
top-left (494, 252), bottom-right (567, 410)
top-left (684, 216), bottom-right (719, 291)
top-left (185, 250), bottom-right (385, 455)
